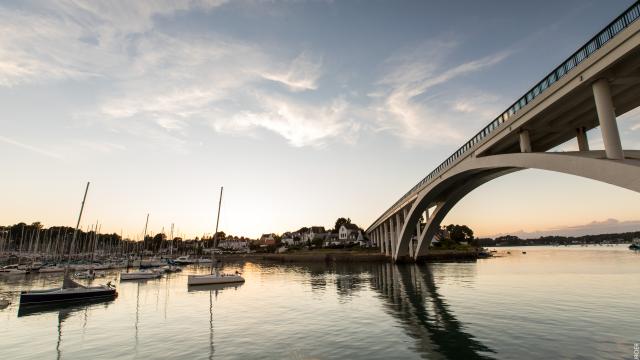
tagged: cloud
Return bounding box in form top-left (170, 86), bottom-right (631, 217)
top-left (490, 218), bottom-right (640, 238)
top-left (260, 51), bottom-right (323, 92)
top-left (211, 94), bottom-right (359, 147)
top-left (0, 135), bottom-right (63, 159)
top-left (0, 2), bottom-right (511, 150)
top-left (0, 1), bottom-right (362, 149)
top-left (0, 1), bottom-right (228, 87)
top-left (371, 40), bottom-right (510, 146)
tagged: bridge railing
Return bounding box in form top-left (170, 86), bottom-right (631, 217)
top-left (370, 1), bottom-right (640, 230)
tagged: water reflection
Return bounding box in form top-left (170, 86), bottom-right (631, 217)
top-left (371, 264), bottom-right (495, 359)
top-left (188, 282), bottom-right (244, 360)
top-left (18, 298), bottom-right (115, 360)
top-left (272, 261), bottom-right (493, 359)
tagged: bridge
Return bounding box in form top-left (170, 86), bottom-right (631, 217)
top-left (366, 2), bottom-right (640, 261)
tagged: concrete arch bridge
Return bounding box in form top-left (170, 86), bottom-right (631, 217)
top-left (366, 2), bottom-right (640, 261)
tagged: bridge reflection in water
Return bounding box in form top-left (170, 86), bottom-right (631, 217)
top-left (290, 261), bottom-right (494, 359)
top-left (369, 263), bottom-right (495, 360)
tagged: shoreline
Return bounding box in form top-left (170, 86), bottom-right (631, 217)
top-left (219, 249), bottom-right (479, 263)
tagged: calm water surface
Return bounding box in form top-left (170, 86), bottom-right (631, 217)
top-left (1, 246), bottom-right (638, 359)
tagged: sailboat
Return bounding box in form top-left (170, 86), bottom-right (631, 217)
top-left (19, 182), bottom-right (117, 305)
top-left (120, 214), bottom-right (163, 281)
top-left (188, 187), bottom-right (244, 286)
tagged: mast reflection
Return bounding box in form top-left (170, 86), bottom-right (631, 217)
top-left (188, 282), bottom-right (244, 359)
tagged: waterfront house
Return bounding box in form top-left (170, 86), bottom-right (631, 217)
top-left (339, 224), bottom-right (361, 241)
top-left (324, 231), bottom-right (340, 247)
top-left (217, 238), bottom-right (249, 251)
top-left (259, 233), bottom-right (276, 246)
top-left (305, 227), bottom-right (327, 242)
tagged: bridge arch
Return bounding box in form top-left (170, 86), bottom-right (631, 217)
top-left (393, 150), bottom-right (640, 260)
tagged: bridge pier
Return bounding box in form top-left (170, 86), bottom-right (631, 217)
top-left (519, 129), bottom-right (532, 153)
top-left (576, 127), bottom-right (590, 151)
top-left (593, 78), bottom-right (624, 160)
top-left (383, 222), bottom-right (390, 256)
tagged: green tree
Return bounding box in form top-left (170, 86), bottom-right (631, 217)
top-left (445, 224), bottom-right (474, 243)
top-left (334, 217), bottom-right (351, 231)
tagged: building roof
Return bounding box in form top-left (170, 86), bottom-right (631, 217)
top-left (341, 223), bottom-right (360, 231)
top-left (309, 226), bottom-right (325, 233)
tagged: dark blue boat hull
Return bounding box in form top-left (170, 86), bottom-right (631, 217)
top-left (20, 288), bottom-right (117, 305)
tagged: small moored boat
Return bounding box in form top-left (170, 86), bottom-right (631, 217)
top-left (187, 187), bottom-right (245, 286)
top-left (174, 255), bottom-right (195, 265)
top-left (19, 182), bottom-right (117, 306)
top-left (188, 271), bottom-right (245, 286)
top-left (120, 269), bottom-right (162, 281)
top-left (20, 277), bottom-right (117, 305)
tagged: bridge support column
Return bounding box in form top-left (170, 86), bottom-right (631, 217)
top-left (394, 213), bottom-right (401, 256)
top-left (593, 78), bottom-right (624, 160)
top-left (576, 127), bottom-right (589, 151)
top-left (383, 222), bottom-right (389, 256)
top-left (371, 229), bottom-right (376, 248)
top-left (519, 129), bottom-right (532, 153)
top-left (384, 219), bottom-right (393, 256)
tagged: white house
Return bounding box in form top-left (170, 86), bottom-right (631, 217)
top-left (339, 224), bottom-right (361, 242)
top-left (217, 238), bottom-right (249, 250)
top-left (305, 226), bottom-right (326, 242)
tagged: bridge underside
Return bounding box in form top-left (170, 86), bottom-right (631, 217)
top-left (368, 151), bottom-right (640, 261)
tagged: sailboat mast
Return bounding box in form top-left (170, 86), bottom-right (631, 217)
top-left (68, 182), bottom-right (90, 265)
top-left (214, 187), bottom-right (223, 246)
top-left (210, 187), bottom-right (223, 274)
top-left (142, 213), bottom-right (149, 260)
top-left (170, 223), bottom-right (174, 257)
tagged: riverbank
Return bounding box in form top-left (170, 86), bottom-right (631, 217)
top-left (219, 249), bottom-right (479, 263)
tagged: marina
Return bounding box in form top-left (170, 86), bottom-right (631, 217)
top-left (2, 1), bottom-right (640, 359)
top-left (0, 246), bottom-right (637, 360)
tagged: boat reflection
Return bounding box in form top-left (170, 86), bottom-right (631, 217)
top-left (17, 296), bottom-right (115, 317)
top-left (187, 282), bottom-right (244, 293)
top-left (18, 297), bottom-right (115, 360)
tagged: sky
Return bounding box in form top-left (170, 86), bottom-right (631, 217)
top-left (1, 0), bottom-right (640, 240)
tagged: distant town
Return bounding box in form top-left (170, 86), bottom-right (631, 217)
top-left (1, 218), bottom-right (638, 262)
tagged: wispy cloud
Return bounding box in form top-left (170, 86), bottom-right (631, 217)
top-left (371, 40), bottom-right (510, 146)
top-left (0, 135), bottom-right (63, 159)
top-left (0, 1), bottom-right (359, 149)
top-left (0, 1), bottom-right (510, 150)
top-left (211, 94), bottom-right (359, 147)
top-left (260, 51), bottom-right (323, 92)
top-left (0, 1), bottom-right (228, 87)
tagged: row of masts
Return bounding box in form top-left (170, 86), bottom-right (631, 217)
top-left (0, 222), bottom-right (189, 263)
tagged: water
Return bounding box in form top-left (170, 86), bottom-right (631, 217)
top-left (0, 246), bottom-right (638, 359)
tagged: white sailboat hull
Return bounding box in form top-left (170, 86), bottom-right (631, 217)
top-left (187, 274), bottom-right (244, 285)
top-left (120, 271), bottom-right (162, 280)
